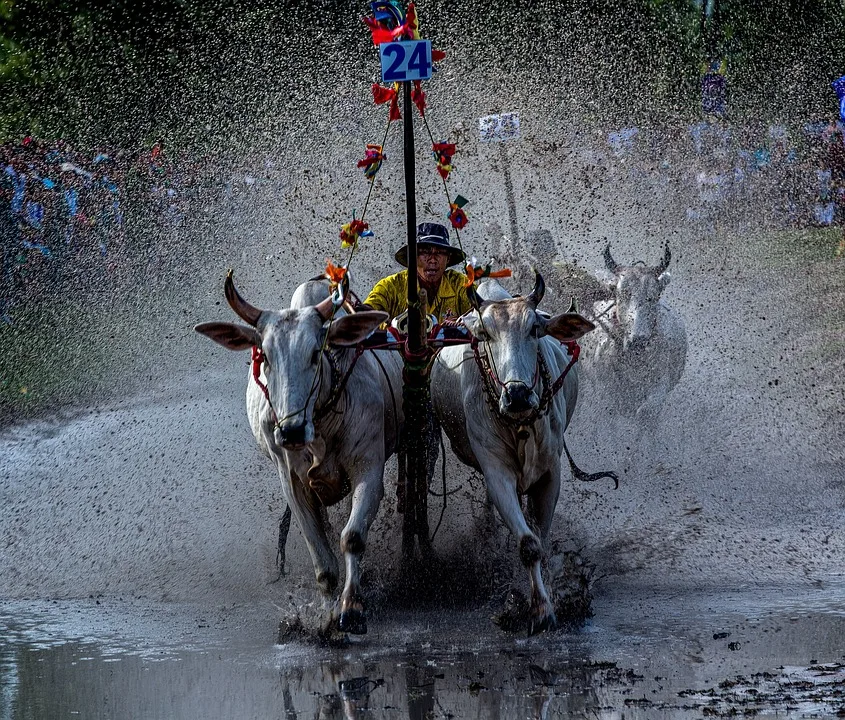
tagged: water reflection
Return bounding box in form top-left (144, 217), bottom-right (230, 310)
top-left (4, 592), bottom-right (845, 719)
top-left (278, 652), bottom-right (607, 720)
top-left (0, 633), bottom-right (649, 720)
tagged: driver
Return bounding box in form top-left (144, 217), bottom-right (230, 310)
top-left (359, 222), bottom-right (472, 324)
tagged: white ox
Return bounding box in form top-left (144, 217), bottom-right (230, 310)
top-left (580, 245), bottom-right (688, 430)
top-left (431, 272), bottom-right (599, 634)
top-left (195, 273), bottom-right (402, 634)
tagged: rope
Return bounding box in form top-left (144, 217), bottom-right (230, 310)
top-left (343, 114), bottom-right (393, 276)
top-left (419, 112), bottom-right (464, 258)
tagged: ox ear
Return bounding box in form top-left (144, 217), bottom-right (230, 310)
top-left (542, 313), bottom-right (596, 342)
top-left (325, 311), bottom-right (388, 347)
top-left (195, 322), bottom-right (261, 351)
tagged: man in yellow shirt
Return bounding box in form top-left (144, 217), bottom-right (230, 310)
top-left (361, 222), bottom-right (472, 323)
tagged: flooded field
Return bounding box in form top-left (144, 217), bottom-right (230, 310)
top-left (1, 218), bottom-right (844, 717)
top-left (3, 4), bottom-right (845, 719)
top-left (4, 583), bottom-right (845, 718)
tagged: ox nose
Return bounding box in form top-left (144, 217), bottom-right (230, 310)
top-left (502, 383), bottom-right (535, 415)
top-left (277, 420), bottom-right (309, 448)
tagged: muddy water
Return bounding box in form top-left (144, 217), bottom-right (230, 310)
top-left (3, 583), bottom-right (845, 719)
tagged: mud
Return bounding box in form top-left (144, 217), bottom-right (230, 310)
top-left (2, 196), bottom-right (845, 717)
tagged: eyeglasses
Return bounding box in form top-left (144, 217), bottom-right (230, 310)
top-left (419, 248), bottom-right (449, 259)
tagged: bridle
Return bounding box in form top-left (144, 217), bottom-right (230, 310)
top-left (250, 343), bottom-right (365, 430)
top-left (469, 331), bottom-right (617, 488)
top-left (470, 335), bottom-right (580, 428)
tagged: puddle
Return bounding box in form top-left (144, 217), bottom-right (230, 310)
top-left (3, 584), bottom-right (845, 718)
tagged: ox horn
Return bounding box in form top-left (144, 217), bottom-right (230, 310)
top-left (603, 244), bottom-right (619, 274)
top-left (224, 270), bottom-right (263, 327)
top-left (314, 295), bottom-right (334, 321)
top-left (526, 269), bottom-right (545, 308)
top-left (654, 244), bottom-right (671, 275)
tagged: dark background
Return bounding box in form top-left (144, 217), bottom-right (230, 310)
top-left (2, 0), bottom-right (845, 148)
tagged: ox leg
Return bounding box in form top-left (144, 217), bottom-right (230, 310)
top-left (484, 468), bottom-right (557, 635)
top-left (525, 469), bottom-right (561, 544)
top-left (337, 469), bottom-right (385, 635)
top-left (282, 470), bottom-right (339, 596)
top-left (525, 470), bottom-right (562, 630)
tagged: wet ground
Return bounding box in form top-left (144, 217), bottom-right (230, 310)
top-left (2, 222), bottom-right (844, 717)
top-left (2, 237), bottom-right (845, 718)
top-left (4, 582), bottom-right (845, 718)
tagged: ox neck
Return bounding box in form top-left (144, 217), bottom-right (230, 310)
top-left (313, 345), bottom-right (361, 425)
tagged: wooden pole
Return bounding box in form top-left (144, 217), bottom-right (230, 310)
top-left (404, 80), bottom-right (422, 353)
top-left (401, 79), bottom-right (431, 561)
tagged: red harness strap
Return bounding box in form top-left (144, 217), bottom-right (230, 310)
top-left (251, 346), bottom-right (272, 405)
top-left (548, 340), bottom-right (580, 397)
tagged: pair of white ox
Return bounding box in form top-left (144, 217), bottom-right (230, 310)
top-left (196, 271), bottom-right (595, 635)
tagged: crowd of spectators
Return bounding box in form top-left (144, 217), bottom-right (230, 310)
top-left (594, 117), bottom-right (845, 243)
top-left (0, 137), bottom-right (288, 323)
top-left (0, 138), bottom-right (144, 322)
top-left (2, 118), bottom-right (843, 323)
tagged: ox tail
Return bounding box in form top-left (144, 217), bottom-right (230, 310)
top-left (562, 435), bottom-right (619, 489)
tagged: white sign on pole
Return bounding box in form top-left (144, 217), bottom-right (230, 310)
top-left (478, 112), bottom-right (521, 142)
top-left (379, 40), bottom-right (433, 83)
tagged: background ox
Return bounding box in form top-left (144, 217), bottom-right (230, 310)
top-left (195, 273), bottom-right (401, 635)
top-left (579, 244), bottom-right (688, 439)
top-left (431, 272), bottom-right (597, 634)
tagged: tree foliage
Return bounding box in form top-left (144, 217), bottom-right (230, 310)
top-left (1, 0), bottom-right (844, 145)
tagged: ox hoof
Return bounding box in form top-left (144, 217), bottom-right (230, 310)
top-left (338, 608), bottom-right (367, 635)
top-left (528, 607), bottom-right (557, 636)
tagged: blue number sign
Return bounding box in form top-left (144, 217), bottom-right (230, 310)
top-left (380, 40), bottom-right (432, 83)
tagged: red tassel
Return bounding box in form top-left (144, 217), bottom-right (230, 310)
top-left (406, 3), bottom-right (419, 39)
top-left (411, 80), bottom-right (426, 115)
top-left (372, 83), bottom-right (401, 121)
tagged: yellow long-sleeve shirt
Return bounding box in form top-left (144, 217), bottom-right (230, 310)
top-left (363, 269), bottom-right (472, 323)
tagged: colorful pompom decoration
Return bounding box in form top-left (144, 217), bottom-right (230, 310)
top-left (340, 219), bottom-right (370, 249)
top-left (372, 83), bottom-right (401, 121)
top-left (447, 195), bottom-right (469, 229)
top-left (464, 257), bottom-right (512, 287)
top-left (433, 141), bottom-right (456, 179)
top-left (357, 144), bottom-right (386, 180)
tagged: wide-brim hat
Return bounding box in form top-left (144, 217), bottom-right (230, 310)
top-left (395, 222), bottom-right (466, 267)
